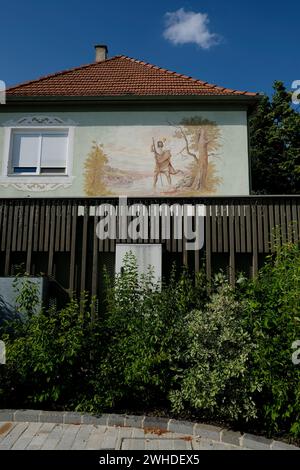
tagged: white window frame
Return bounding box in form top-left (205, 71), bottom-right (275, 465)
top-left (1, 120), bottom-right (75, 185)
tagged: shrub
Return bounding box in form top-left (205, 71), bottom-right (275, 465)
top-left (169, 282), bottom-right (257, 423)
top-left (0, 287), bottom-right (93, 409)
top-left (242, 241), bottom-right (300, 436)
top-left (80, 253), bottom-right (208, 412)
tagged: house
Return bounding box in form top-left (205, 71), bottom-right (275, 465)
top-left (0, 46), bottom-right (299, 303)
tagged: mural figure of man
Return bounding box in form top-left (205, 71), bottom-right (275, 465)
top-left (151, 140), bottom-right (179, 187)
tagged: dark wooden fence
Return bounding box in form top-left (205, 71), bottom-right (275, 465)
top-left (0, 196), bottom-right (299, 296)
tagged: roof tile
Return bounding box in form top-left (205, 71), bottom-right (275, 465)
top-left (7, 55), bottom-right (259, 98)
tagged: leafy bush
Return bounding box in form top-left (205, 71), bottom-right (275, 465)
top-left (170, 282), bottom-right (257, 423)
top-left (0, 287), bottom-right (93, 409)
top-left (242, 241), bottom-right (300, 436)
top-left (1, 245), bottom-right (300, 440)
top-left (80, 253), bottom-right (208, 412)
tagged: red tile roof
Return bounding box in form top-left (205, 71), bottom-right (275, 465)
top-left (7, 55), bottom-right (259, 98)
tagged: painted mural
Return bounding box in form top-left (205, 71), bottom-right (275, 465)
top-left (83, 117), bottom-right (222, 197)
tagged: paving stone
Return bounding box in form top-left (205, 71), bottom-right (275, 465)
top-left (26, 423), bottom-right (56, 450)
top-left (14, 410), bottom-right (41, 423)
top-left (71, 424), bottom-right (94, 450)
top-left (99, 427), bottom-right (119, 449)
top-left (0, 410), bottom-right (15, 422)
top-left (40, 411), bottom-right (64, 424)
top-left (172, 439), bottom-right (192, 450)
top-left (143, 416), bottom-right (169, 431)
top-left (222, 430), bottom-right (242, 446)
top-left (56, 424), bottom-right (81, 450)
top-left (271, 440), bottom-right (300, 450)
top-left (192, 438), bottom-right (239, 450)
top-left (12, 423), bottom-right (42, 449)
top-left (194, 423), bottom-right (222, 441)
top-left (41, 424), bottom-right (65, 450)
top-left (124, 415), bottom-right (144, 428)
top-left (242, 433), bottom-right (271, 450)
top-left (86, 426), bottom-right (107, 450)
top-left (63, 412), bottom-right (82, 425)
top-left (168, 419), bottom-right (194, 436)
top-left (107, 414), bottom-right (126, 427)
top-left (0, 422), bottom-right (29, 449)
top-left (82, 414), bottom-right (108, 425)
top-left (131, 428), bottom-right (145, 438)
top-left (0, 422), bottom-right (14, 439)
top-left (121, 438), bottom-right (145, 450)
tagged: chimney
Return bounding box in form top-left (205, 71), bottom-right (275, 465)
top-left (94, 44), bottom-right (108, 62)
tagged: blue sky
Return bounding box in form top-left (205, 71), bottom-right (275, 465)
top-left (0, 0), bottom-right (298, 96)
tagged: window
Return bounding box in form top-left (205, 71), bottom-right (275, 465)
top-left (9, 130), bottom-right (68, 175)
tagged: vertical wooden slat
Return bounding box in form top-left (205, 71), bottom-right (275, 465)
top-left (217, 205), bottom-right (223, 252)
top-left (26, 203), bottom-right (35, 274)
top-left (11, 203), bottom-right (19, 252)
top-left (268, 203), bottom-right (275, 252)
top-left (17, 203), bottom-right (25, 251)
top-left (240, 205), bottom-right (246, 253)
top-left (104, 204), bottom-right (110, 252)
top-left (4, 202), bottom-right (14, 275)
top-left (1, 203), bottom-right (8, 251)
top-left (286, 201), bottom-right (292, 243)
top-left (274, 203), bottom-right (280, 227)
top-left (222, 204), bottom-right (229, 252)
top-left (44, 203), bottom-right (51, 251)
top-left (291, 201), bottom-right (298, 243)
top-left (39, 202), bottom-right (45, 251)
top-left (47, 204), bottom-right (56, 276)
top-left (211, 205), bottom-right (217, 252)
top-left (60, 203), bottom-right (66, 251)
top-left (205, 205), bottom-right (211, 281)
top-left (22, 203), bottom-right (29, 252)
top-left (110, 203), bottom-right (116, 252)
top-left (257, 204), bottom-right (264, 253)
top-left (65, 202), bottom-right (72, 251)
top-left (69, 203), bottom-right (77, 295)
top-left (280, 203), bottom-right (286, 243)
top-left (234, 204), bottom-right (240, 253)
top-left (251, 205), bottom-right (258, 278)
top-left (80, 204), bottom-right (89, 293)
top-left (245, 205), bottom-right (252, 253)
top-left (263, 205), bottom-right (269, 252)
top-left (55, 204), bottom-right (61, 252)
top-left (182, 237), bottom-right (188, 266)
top-left (91, 210), bottom-right (99, 319)
top-left (177, 206), bottom-right (183, 253)
top-left (229, 205), bottom-right (235, 285)
top-left (33, 203), bottom-right (40, 252)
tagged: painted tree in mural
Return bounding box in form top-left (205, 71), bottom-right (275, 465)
top-left (84, 142), bottom-right (110, 196)
top-left (173, 117), bottom-right (221, 191)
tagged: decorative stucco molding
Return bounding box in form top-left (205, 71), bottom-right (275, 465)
top-left (0, 181), bottom-right (73, 192)
top-left (3, 115), bottom-right (76, 127)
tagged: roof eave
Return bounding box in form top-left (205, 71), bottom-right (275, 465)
top-left (5, 94), bottom-right (262, 106)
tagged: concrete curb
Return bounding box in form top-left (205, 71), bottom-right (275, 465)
top-left (0, 410), bottom-right (299, 450)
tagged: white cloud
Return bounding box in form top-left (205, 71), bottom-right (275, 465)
top-left (163, 8), bottom-right (221, 50)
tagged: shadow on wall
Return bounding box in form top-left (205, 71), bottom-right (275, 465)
top-left (0, 294), bottom-right (20, 328)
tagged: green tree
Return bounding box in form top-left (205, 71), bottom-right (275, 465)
top-left (250, 81), bottom-right (300, 194)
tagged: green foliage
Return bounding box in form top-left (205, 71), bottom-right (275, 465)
top-left (0, 292), bottom-right (93, 408)
top-left (1, 247), bottom-right (300, 439)
top-left (241, 241), bottom-right (300, 436)
top-left (13, 275), bottom-right (40, 319)
top-left (170, 283), bottom-right (257, 423)
top-left (250, 81), bottom-right (300, 194)
top-left (81, 253), bottom-right (208, 411)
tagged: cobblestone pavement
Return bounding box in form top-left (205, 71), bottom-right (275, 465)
top-left (0, 411), bottom-right (299, 450)
top-left (0, 422), bottom-right (240, 450)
